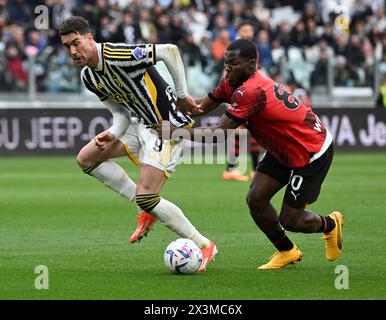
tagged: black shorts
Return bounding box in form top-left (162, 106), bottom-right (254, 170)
top-left (257, 143), bottom-right (334, 208)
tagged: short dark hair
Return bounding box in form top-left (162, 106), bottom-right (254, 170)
top-left (59, 16), bottom-right (90, 36)
top-left (236, 20), bottom-right (254, 32)
top-left (227, 39), bottom-right (257, 60)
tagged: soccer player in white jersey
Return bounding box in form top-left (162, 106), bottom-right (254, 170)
top-left (59, 16), bottom-right (217, 272)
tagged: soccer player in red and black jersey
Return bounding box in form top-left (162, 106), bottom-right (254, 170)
top-left (154, 39), bottom-right (343, 269)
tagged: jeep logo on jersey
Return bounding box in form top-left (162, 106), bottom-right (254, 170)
top-left (112, 75), bottom-right (123, 87)
top-left (133, 47), bottom-right (146, 60)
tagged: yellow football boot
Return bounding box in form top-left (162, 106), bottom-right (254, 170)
top-left (323, 211), bottom-right (343, 261)
top-left (258, 245), bottom-right (302, 270)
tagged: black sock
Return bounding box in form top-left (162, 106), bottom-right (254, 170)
top-left (268, 230), bottom-right (294, 251)
top-left (318, 215), bottom-right (336, 233)
top-left (226, 162), bottom-right (237, 171)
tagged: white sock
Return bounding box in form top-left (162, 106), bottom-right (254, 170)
top-left (151, 198), bottom-right (210, 248)
top-left (89, 160), bottom-right (137, 203)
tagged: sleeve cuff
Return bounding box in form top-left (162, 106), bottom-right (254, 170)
top-left (208, 93), bottom-right (227, 103)
top-left (225, 111), bottom-right (245, 125)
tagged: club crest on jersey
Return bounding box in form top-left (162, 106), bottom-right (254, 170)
top-left (133, 47), bottom-right (147, 60)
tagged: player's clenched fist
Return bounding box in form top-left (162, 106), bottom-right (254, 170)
top-left (94, 130), bottom-right (117, 150)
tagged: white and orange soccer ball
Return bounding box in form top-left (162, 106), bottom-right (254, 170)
top-left (164, 238), bottom-right (202, 275)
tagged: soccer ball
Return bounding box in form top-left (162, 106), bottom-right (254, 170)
top-left (164, 238), bottom-right (203, 275)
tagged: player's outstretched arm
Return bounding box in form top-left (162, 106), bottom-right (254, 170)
top-left (152, 113), bottom-right (241, 142)
top-left (178, 95), bottom-right (221, 116)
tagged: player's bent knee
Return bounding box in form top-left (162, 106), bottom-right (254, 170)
top-left (136, 194), bottom-right (161, 213)
top-left (76, 153), bottom-right (87, 168)
top-left (76, 153), bottom-right (93, 170)
top-left (246, 193), bottom-right (266, 213)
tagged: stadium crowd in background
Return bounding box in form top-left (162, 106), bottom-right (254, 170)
top-left (0, 0), bottom-right (385, 99)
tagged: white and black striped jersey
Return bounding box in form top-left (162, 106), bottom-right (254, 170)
top-left (80, 42), bottom-right (194, 127)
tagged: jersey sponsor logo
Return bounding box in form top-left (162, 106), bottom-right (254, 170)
top-left (132, 47), bottom-right (147, 60)
top-left (314, 115), bottom-right (322, 132)
top-left (112, 75), bottom-right (124, 87)
top-left (105, 90), bottom-right (139, 104)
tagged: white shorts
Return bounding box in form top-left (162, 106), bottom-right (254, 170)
top-left (119, 122), bottom-right (184, 177)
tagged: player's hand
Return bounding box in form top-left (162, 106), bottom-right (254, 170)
top-left (177, 96), bottom-right (205, 116)
top-left (94, 130), bottom-right (117, 150)
top-left (152, 121), bottom-right (175, 139)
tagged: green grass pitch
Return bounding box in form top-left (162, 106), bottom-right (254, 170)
top-left (0, 153), bottom-right (385, 300)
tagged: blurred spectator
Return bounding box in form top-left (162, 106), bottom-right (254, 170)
top-left (6, 0), bottom-right (31, 28)
top-left (290, 19), bottom-right (308, 48)
top-left (253, 1), bottom-right (270, 22)
top-left (5, 45), bottom-right (27, 91)
top-left (346, 34), bottom-right (366, 86)
top-left (44, 47), bottom-right (80, 92)
top-left (305, 18), bottom-right (319, 47)
top-left (180, 32), bottom-right (204, 68)
top-left (320, 22), bottom-right (337, 47)
top-left (116, 11), bottom-right (142, 43)
top-left (243, 6), bottom-right (260, 31)
top-left (169, 14), bottom-right (186, 45)
top-left (52, 0), bottom-right (74, 30)
top-left (0, 0), bottom-right (384, 95)
top-left (229, 2), bottom-right (245, 27)
top-left (302, 2), bottom-right (323, 26)
top-left (0, 0), bottom-right (9, 25)
top-left (211, 27), bottom-right (231, 82)
top-left (27, 30), bottom-right (47, 54)
top-left (198, 33), bottom-right (213, 74)
top-left (88, 0), bottom-right (112, 30)
top-left (180, 4), bottom-right (208, 45)
top-left (256, 30), bottom-right (274, 73)
top-left (210, 14), bottom-right (237, 41)
top-left (95, 14), bottom-right (120, 42)
top-left (310, 47), bottom-right (329, 88)
top-left (274, 21), bottom-right (292, 51)
top-left (138, 8), bottom-right (157, 43)
top-left (156, 14), bottom-right (172, 44)
top-left (7, 26), bottom-right (26, 60)
top-left (236, 20), bottom-right (256, 43)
